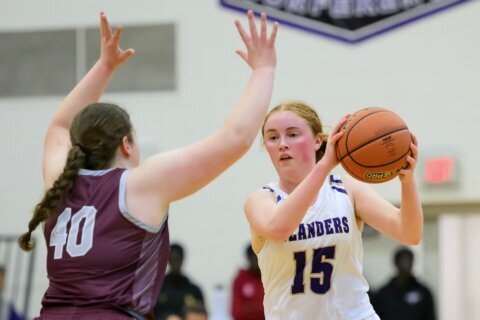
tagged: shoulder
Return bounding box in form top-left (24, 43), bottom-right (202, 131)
top-left (244, 187), bottom-right (279, 217)
top-left (189, 281), bottom-right (204, 297)
top-left (190, 281), bottom-right (202, 291)
top-left (415, 278), bottom-right (433, 294)
top-left (245, 187), bottom-right (278, 206)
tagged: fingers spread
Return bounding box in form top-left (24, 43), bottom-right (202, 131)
top-left (112, 26), bottom-right (123, 45)
top-left (119, 48), bottom-right (135, 63)
top-left (235, 50), bottom-right (248, 64)
top-left (268, 22), bottom-right (279, 48)
top-left (235, 20), bottom-right (251, 49)
top-left (260, 12), bottom-right (267, 42)
top-left (100, 12), bottom-right (112, 40)
top-left (247, 10), bottom-right (259, 43)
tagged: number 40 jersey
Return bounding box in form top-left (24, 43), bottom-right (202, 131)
top-left (43, 168), bottom-right (169, 315)
top-left (258, 175), bottom-right (378, 320)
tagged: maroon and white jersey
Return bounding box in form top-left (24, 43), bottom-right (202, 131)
top-left (42, 168), bottom-right (169, 315)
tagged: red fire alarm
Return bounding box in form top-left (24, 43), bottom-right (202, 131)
top-left (424, 157), bottom-right (455, 184)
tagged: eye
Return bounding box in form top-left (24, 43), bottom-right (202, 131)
top-left (268, 135), bottom-right (279, 141)
top-left (288, 132), bottom-right (299, 138)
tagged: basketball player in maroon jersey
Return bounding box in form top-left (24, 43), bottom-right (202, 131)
top-left (18, 11), bottom-right (278, 320)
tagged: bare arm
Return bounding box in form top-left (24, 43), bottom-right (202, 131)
top-left (128, 12), bottom-right (278, 216)
top-left (345, 134), bottom-right (423, 245)
top-left (43, 13), bottom-right (134, 189)
top-left (245, 115), bottom-right (349, 242)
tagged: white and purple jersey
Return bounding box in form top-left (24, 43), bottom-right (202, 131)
top-left (258, 175), bottom-right (378, 320)
top-left (41, 168), bottom-right (169, 316)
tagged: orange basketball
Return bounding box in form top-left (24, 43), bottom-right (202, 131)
top-left (336, 107), bottom-right (412, 183)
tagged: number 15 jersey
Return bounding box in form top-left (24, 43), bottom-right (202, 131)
top-left (258, 175), bottom-right (377, 320)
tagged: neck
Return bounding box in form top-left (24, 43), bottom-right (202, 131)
top-left (278, 179), bottom-right (299, 194)
top-left (278, 168), bottom-right (314, 194)
top-left (278, 179), bottom-right (319, 207)
top-left (277, 161), bottom-right (316, 194)
top-left (111, 157), bottom-right (131, 169)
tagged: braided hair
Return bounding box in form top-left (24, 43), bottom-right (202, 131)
top-left (19, 103), bottom-right (133, 251)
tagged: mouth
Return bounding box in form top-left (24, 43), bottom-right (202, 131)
top-left (279, 154), bottom-right (293, 161)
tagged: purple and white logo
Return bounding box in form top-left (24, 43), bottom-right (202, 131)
top-left (220, 0), bottom-right (471, 43)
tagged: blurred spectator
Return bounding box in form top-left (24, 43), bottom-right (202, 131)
top-left (155, 243), bottom-right (205, 320)
top-left (231, 244), bottom-right (264, 320)
top-left (372, 247), bottom-right (436, 320)
top-left (0, 266), bottom-right (25, 320)
top-left (164, 305), bottom-right (208, 320)
top-left (184, 305), bottom-right (208, 320)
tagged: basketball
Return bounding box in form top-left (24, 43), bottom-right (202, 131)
top-left (336, 107), bottom-right (412, 183)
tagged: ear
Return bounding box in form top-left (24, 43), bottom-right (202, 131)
top-left (119, 136), bottom-right (132, 157)
top-left (314, 133), bottom-right (323, 151)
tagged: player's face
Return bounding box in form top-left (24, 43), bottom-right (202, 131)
top-left (263, 110), bottom-right (320, 179)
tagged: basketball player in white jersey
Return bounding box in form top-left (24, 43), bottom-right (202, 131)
top-left (244, 101), bottom-right (422, 319)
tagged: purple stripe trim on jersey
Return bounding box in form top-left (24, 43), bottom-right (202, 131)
top-left (331, 186), bottom-right (348, 195)
top-left (119, 170), bottom-right (162, 233)
top-left (262, 186), bottom-right (275, 193)
top-left (329, 175), bottom-right (342, 184)
top-left (262, 186), bottom-right (282, 203)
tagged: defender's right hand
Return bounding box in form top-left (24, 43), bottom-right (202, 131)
top-left (234, 10), bottom-right (278, 70)
top-left (99, 12), bottom-right (135, 70)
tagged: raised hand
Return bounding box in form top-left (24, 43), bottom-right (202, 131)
top-left (234, 10), bottom-right (278, 70)
top-left (99, 12), bottom-right (135, 70)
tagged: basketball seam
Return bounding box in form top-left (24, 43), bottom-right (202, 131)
top-left (339, 109), bottom-right (386, 162)
top-left (344, 148), bottom-right (410, 168)
top-left (340, 127), bottom-right (409, 163)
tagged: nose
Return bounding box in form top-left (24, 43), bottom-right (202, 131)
top-left (279, 136), bottom-right (289, 151)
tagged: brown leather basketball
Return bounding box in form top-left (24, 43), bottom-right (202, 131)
top-left (336, 107), bottom-right (412, 183)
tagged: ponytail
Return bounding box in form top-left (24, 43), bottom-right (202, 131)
top-left (19, 145), bottom-right (86, 251)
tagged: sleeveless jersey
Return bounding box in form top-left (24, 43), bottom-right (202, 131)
top-left (258, 175), bottom-right (377, 320)
top-left (42, 168), bottom-right (169, 315)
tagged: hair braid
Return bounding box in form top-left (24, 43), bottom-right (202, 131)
top-left (20, 102), bottom-right (134, 252)
top-left (18, 145), bottom-right (86, 251)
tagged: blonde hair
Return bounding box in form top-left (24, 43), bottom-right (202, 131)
top-left (262, 101), bottom-right (327, 162)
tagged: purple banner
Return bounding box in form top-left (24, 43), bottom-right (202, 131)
top-left (220, 0), bottom-right (472, 44)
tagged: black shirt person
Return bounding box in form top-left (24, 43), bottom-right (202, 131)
top-left (373, 247), bottom-right (436, 320)
top-left (154, 244), bottom-right (205, 320)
